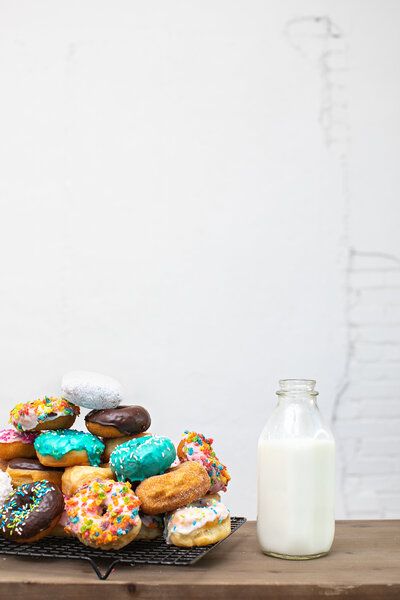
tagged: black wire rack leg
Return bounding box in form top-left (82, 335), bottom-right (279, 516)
top-left (86, 557), bottom-right (123, 580)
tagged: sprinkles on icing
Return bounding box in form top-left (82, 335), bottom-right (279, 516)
top-left (165, 495), bottom-right (230, 543)
top-left (0, 480), bottom-right (54, 537)
top-left (65, 479), bottom-right (140, 546)
top-left (34, 429), bottom-right (104, 466)
top-left (10, 397), bottom-right (80, 432)
top-left (180, 431), bottom-right (231, 493)
top-left (0, 428), bottom-right (39, 444)
top-left (110, 435), bottom-right (176, 482)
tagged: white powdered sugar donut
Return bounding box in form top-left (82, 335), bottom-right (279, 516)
top-left (61, 371), bottom-right (122, 410)
top-left (0, 471), bottom-right (13, 509)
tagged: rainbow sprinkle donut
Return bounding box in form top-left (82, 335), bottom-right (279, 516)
top-left (177, 431), bottom-right (231, 493)
top-left (65, 479), bottom-right (141, 549)
top-left (10, 397), bottom-right (80, 432)
top-left (0, 480), bottom-right (64, 542)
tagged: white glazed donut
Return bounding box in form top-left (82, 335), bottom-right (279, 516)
top-left (164, 494), bottom-right (230, 547)
top-left (0, 471), bottom-right (13, 509)
top-left (61, 371), bottom-right (122, 410)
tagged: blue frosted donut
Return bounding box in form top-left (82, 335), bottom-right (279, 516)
top-left (110, 435), bottom-right (176, 482)
top-left (34, 429), bottom-right (104, 467)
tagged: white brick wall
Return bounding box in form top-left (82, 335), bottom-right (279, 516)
top-left (333, 251), bottom-right (400, 518)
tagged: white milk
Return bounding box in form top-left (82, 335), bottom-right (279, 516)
top-left (257, 438), bottom-right (335, 557)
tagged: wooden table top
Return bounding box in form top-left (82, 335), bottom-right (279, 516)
top-left (0, 520), bottom-right (398, 599)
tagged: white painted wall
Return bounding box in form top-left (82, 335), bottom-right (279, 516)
top-left (0, 0), bottom-right (399, 519)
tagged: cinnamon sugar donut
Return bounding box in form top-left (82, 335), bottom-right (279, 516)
top-left (135, 462), bottom-right (210, 515)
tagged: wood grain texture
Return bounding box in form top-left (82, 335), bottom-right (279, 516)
top-left (0, 521), bottom-right (399, 599)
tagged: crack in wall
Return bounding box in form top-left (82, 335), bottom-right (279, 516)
top-left (284, 16), bottom-right (349, 158)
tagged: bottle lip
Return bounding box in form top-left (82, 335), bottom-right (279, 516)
top-left (277, 379), bottom-right (319, 396)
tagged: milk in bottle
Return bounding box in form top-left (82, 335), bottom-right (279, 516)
top-left (257, 379), bottom-right (335, 559)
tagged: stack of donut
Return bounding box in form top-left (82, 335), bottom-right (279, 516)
top-left (0, 371), bottom-right (231, 549)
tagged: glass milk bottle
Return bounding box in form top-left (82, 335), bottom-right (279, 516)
top-left (257, 379), bottom-right (335, 559)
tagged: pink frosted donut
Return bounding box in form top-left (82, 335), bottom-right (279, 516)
top-left (177, 431), bottom-right (231, 493)
top-left (0, 429), bottom-right (39, 460)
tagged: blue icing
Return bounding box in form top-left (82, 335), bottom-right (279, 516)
top-left (34, 429), bottom-right (104, 466)
top-left (110, 435), bottom-right (176, 482)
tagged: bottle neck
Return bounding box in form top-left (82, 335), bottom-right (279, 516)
top-left (276, 379), bottom-right (318, 405)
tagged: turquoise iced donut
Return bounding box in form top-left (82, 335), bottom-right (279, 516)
top-left (110, 435), bottom-right (176, 482)
top-left (34, 429), bottom-right (104, 467)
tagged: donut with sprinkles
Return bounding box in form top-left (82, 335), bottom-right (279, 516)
top-left (65, 479), bottom-right (141, 550)
top-left (0, 480), bottom-right (64, 542)
top-left (0, 428), bottom-right (39, 460)
top-left (10, 397), bottom-right (80, 432)
top-left (177, 431), bottom-right (231, 493)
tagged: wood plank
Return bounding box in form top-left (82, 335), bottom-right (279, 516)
top-left (0, 521), bottom-right (399, 599)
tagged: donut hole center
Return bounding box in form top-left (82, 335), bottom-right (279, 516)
top-left (99, 503), bottom-right (108, 517)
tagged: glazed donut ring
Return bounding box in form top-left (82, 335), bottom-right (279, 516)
top-left (85, 405), bottom-right (151, 438)
top-left (35, 430), bottom-right (105, 468)
top-left (135, 461), bottom-right (210, 515)
top-left (10, 398), bottom-right (79, 433)
top-left (0, 480), bottom-right (64, 542)
top-left (65, 479), bottom-right (141, 549)
top-left (6, 458), bottom-right (63, 489)
top-left (61, 464), bottom-right (115, 497)
top-left (165, 494), bottom-right (231, 547)
top-left (0, 429), bottom-right (39, 460)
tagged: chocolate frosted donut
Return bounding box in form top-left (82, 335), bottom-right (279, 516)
top-left (8, 458), bottom-right (63, 472)
top-left (85, 405), bottom-right (151, 439)
top-left (7, 458), bottom-right (64, 488)
top-left (0, 480), bottom-right (64, 542)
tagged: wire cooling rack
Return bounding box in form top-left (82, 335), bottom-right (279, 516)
top-left (0, 516), bottom-right (246, 580)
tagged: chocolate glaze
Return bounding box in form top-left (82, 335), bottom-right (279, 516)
top-left (1, 482), bottom-right (64, 541)
top-left (7, 458), bottom-right (63, 472)
top-left (85, 405), bottom-right (151, 435)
